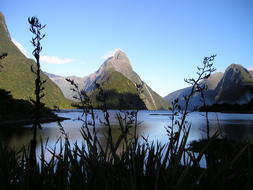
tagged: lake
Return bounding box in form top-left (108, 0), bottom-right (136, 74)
top-left (1, 110), bottom-right (253, 155)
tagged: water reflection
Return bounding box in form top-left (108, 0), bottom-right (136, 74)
top-left (1, 110), bottom-right (253, 153)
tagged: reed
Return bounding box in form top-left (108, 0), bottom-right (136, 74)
top-left (0, 17), bottom-right (252, 189)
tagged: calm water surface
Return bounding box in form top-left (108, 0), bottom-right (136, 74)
top-left (1, 110), bottom-right (253, 154)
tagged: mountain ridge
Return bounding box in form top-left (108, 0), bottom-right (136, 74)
top-left (164, 64), bottom-right (253, 110)
top-left (0, 12), bottom-right (71, 108)
top-left (47, 49), bottom-right (169, 110)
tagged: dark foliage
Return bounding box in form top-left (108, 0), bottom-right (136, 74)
top-left (0, 88), bottom-right (57, 123)
top-left (95, 89), bottom-right (146, 109)
top-left (189, 138), bottom-right (253, 189)
top-left (199, 97), bottom-right (253, 113)
top-left (0, 16), bottom-right (253, 189)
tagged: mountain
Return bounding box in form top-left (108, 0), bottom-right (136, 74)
top-left (203, 72), bottom-right (224, 90)
top-left (82, 50), bottom-right (141, 92)
top-left (44, 72), bottom-right (85, 101)
top-left (88, 71), bottom-right (147, 109)
top-left (165, 64), bottom-right (253, 110)
top-left (47, 49), bottom-right (169, 110)
top-left (84, 50), bottom-right (169, 110)
top-left (0, 12), bottom-right (71, 108)
top-left (248, 69), bottom-right (253, 77)
top-left (215, 64), bottom-right (253, 104)
top-left (164, 72), bottom-right (223, 110)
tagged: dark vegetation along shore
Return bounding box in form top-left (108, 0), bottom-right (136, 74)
top-left (0, 16), bottom-right (253, 190)
top-left (199, 101), bottom-right (253, 113)
top-left (0, 88), bottom-right (68, 126)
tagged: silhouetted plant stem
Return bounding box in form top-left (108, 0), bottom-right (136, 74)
top-left (28, 17), bottom-right (46, 167)
top-left (167, 55), bottom-right (216, 185)
top-left (2, 51), bottom-right (253, 189)
top-left (180, 55), bottom-right (216, 142)
top-left (197, 56), bottom-right (216, 139)
top-left (184, 55), bottom-right (216, 181)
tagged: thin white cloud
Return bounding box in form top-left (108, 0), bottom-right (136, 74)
top-left (101, 48), bottom-right (124, 60)
top-left (12, 38), bottom-right (28, 57)
top-left (11, 39), bottom-right (73, 65)
top-left (248, 67), bottom-right (253, 71)
top-left (40, 55), bottom-right (74, 64)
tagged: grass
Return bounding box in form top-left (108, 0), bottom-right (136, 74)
top-left (1, 110), bottom-right (253, 190)
top-left (1, 66), bottom-right (253, 189)
top-left (0, 15), bottom-right (253, 189)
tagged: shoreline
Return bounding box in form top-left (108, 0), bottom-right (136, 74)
top-left (0, 116), bottom-right (70, 127)
top-left (198, 110), bottom-right (253, 114)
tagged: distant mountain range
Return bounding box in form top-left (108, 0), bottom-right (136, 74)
top-left (164, 64), bottom-right (253, 111)
top-left (0, 12), bottom-right (71, 108)
top-left (2, 10), bottom-right (252, 112)
top-left (43, 72), bottom-right (85, 102)
top-left (46, 50), bottom-right (169, 110)
top-left (0, 12), bottom-right (168, 110)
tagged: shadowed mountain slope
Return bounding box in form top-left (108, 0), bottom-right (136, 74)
top-left (0, 12), bottom-right (71, 108)
top-left (47, 49), bottom-right (169, 110)
top-left (165, 64), bottom-right (253, 111)
top-left (164, 72), bottom-right (223, 110)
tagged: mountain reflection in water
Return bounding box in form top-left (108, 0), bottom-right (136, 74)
top-left (1, 110), bottom-right (253, 154)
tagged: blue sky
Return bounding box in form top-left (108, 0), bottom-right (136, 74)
top-left (1, 0), bottom-right (253, 96)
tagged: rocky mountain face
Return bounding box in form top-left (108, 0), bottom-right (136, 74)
top-left (47, 49), bottom-right (169, 110)
top-left (164, 64), bottom-right (253, 110)
top-left (0, 12), bottom-right (71, 108)
top-left (164, 72), bottom-right (223, 110)
top-left (87, 71), bottom-right (147, 109)
top-left (215, 64), bottom-right (253, 104)
top-left (81, 50), bottom-right (140, 92)
top-left (44, 72), bottom-right (85, 101)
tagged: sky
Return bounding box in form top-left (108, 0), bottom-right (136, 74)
top-left (1, 0), bottom-right (253, 96)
